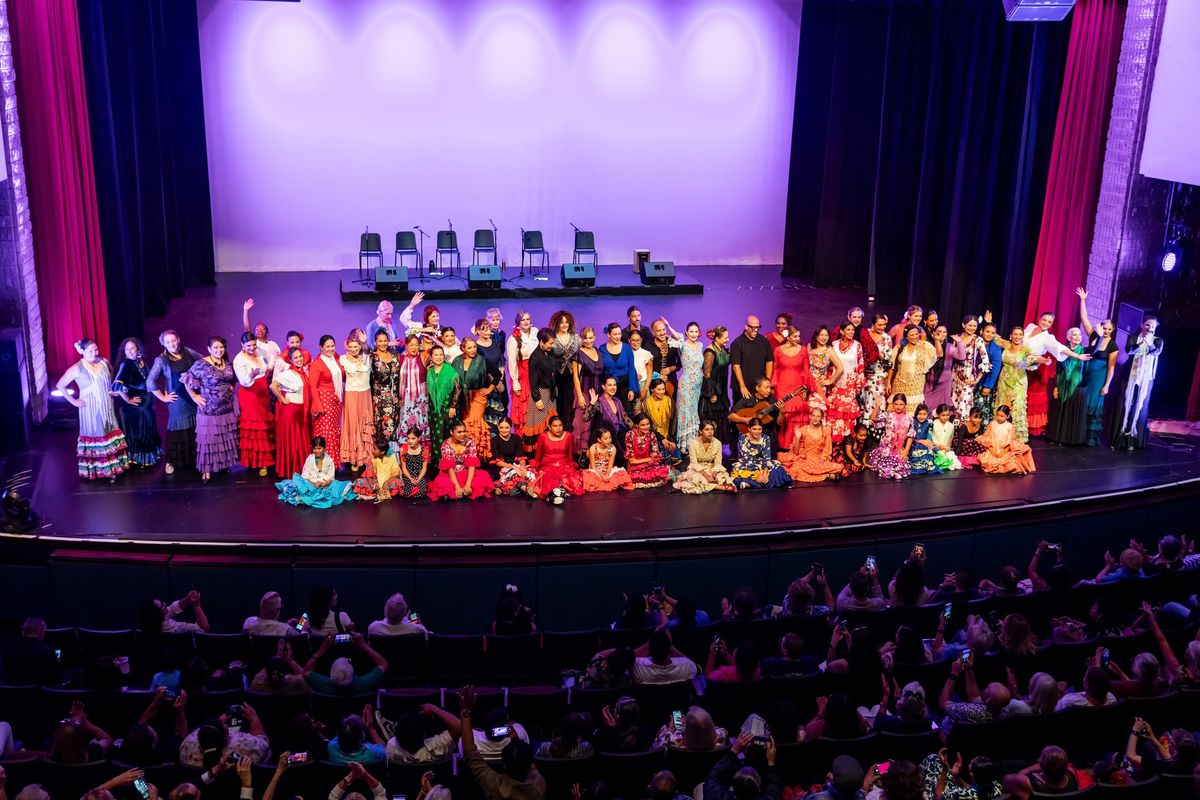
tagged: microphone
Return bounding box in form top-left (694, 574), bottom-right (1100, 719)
top-left (489, 218), bottom-right (496, 227)
top-left (447, 218), bottom-right (453, 231)
top-left (570, 222), bottom-right (581, 233)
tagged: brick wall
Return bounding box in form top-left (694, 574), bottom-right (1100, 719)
top-left (0, 0), bottom-right (46, 419)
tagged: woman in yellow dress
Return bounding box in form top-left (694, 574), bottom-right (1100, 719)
top-left (887, 324), bottom-right (937, 412)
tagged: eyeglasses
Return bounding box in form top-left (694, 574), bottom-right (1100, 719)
top-left (747, 325), bottom-right (761, 330)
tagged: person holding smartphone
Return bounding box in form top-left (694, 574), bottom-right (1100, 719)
top-left (937, 650), bottom-right (1015, 736)
top-left (367, 593), bottom-right (428, 638)
top-left (457, 686), bottom-right (544, 800)
top-left (835, 564), bottom-right (885, 614)
top-left (302, 633), bottom-right (389, 695)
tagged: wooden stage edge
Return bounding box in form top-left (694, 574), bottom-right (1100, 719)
top-left (338, 266), bottom-right (705, 300)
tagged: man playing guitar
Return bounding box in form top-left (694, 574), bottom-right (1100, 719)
top-left (729, 376), bottom-right (806, 454)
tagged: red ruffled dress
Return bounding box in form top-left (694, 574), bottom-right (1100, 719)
top-left (234, 352), bottom-right (274, 469)
top-left (427, 438), bottom-right (494, 501)
top-left (274, 366), bottom-right (312, 478)
top-left (531, 432), bottom-right (585, 497)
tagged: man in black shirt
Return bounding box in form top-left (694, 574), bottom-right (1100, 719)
top-left (729, 316), bottom-right (773, 400)
top-left (1, 617), bottom-right (60, 685)
top-left (621, 305), bottom-right (651, 344)
top-left (729, 377), bottom-right (782, 450)
top-left (649, 320), bottom-right (681, 396)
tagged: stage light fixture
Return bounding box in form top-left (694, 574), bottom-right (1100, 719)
top-left (1159, 242), bottom-right (1183, 274)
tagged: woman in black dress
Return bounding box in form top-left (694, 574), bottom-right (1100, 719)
top-left (700, 326), bottom-right (733, 443)
top-left (113, 338), bottom-right (162, 466)
top-left (148, 330), bottom-right (201, 475)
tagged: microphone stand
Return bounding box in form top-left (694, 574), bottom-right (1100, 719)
top-left (414, 226), bottom-right (429, 279)
top-left (518, 228), bottom-right (528, 279)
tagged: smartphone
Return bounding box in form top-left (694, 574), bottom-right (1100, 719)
top-left (873, 761), bottom-right (892, 777)
top-left (1046, 543), bottom-right (1060, 551)
top-left (960, 648), bottom-right (972, 665)
top-left (408, 612), bottom-right (421, 623)
top-left (1101, 648), bottom-right (1111, 666)
top-left (334, 633), bottom-right (352, 644)
top-left (563, 675), bottom-right (576, 689)
top-left (287, 752), bottom-right (309, 765)
top-left (490, 725), bottom-right (511, 738)
top-left (296, 612), bottom-right (309, 632)
top-left (393, 795), bottom-right (408, 800)
top-left (651, 582), bottom-right (664, 596)
top-left (161, 688), bottom-right (178, 700)
top-left (913, 544), bottom-right (925, 559)
top-left (54, 648), bottom-right (63, 662)
top-left (226, 703), bottom-right (244, 716)
top-left (811, 563), bottom-right (824, 577)
top-left (865, 555), bottom-right (877, 572)
top-left (943, 603), bottom-right (953, 621)
top-left (671, 710), bottom-right (684, 730)
top-left (133, 778), bottom-right (151, 800)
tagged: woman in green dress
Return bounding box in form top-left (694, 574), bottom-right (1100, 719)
top-left (994, 326), bottom-right (1050, 444)
top-left (425, 345), bottom-right (462, 465)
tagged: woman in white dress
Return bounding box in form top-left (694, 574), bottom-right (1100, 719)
top-left (56, 339), bottom-right (130, 482)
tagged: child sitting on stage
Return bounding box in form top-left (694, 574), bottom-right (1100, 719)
top-left (977, 405), bottom-right (1036, 475)
top-left (582, 427), bottom-right (634, 492)
top-left (397, 428), bottom-right (430, 498)
top-left (353, 438), bottom-right (404, 503)
top-left (277, 436), bottom-right (355, 508)
top-left (835, 423), bottom-right (872, 477)
top-left (930, 404), bottom-right (963, 471)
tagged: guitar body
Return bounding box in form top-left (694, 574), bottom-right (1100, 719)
top-left (730, 387), bottom-right (805, 435)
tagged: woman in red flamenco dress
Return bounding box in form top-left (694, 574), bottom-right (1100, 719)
top-left (270, 347), bottom-right (312, 478)
top-left (427, 421), bottom-right (494, 501)
top-left (531, 417), bottom-right (585, 497)
top-left (309, 335), bottom-right (346, 465)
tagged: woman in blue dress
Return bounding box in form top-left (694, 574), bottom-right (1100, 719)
top-left (730, 418), bottom-right (792, 490)
top-left (113, 337), bottom-right (162, 466)
top-left (907, 404), bottom-right (942, 475)
top-left (663, 319), bottom-right (704, 454)
top-left (277, 436), bottom-right (354, 508)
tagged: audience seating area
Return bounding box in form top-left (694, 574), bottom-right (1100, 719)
top-left (1, 568), bottom-right (1198, 800)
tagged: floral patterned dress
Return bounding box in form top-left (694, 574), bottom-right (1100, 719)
top-left (369, 353), bottom-right (400, 445)
top-left (951, 336), bottom-right (990, 419)
top-left (427, 437), bottom-right (494, 500)
top-left (826, 340), bottom-right (864, 443)
top-left (399, 442), bottom-right (429, 497)
top-left (860, 333), bottom-right (893, 440)
top-left (869, 410), bottom-right (913, 480)
top-left (907, 418), bottom-right (942, 475)
top-left (779, 423), bottom-right (843, 483)
top-left (673, 437), bottom-right (734, 494)
top-left (582, 444), bottom-right (633, 492)
top-left (995, 345), bottom-right (1040, 443)
top-left (675, 340), bottom-right (704, 454)
top-left (730, 434), bottom-right (791, 490)
top-left (624, 429), bottom-right (671, 488)
top-left (186, 357), bottom-right (238, 474)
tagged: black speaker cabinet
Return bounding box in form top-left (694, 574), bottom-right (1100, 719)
top-left (468, 264), bottom-right (501, 290)
top-left (639, 260), bottom-right (676, 286)
top-left (375, 265), bottom-right (408, 292)
top-left (561, 262), bottom-right (596, 287)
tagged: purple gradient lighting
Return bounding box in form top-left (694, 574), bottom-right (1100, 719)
top-left (197, 0), bottom-right (801, 272)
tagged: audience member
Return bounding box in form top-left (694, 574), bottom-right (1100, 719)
top-left (307, 586), bottom-right (354, 635)
top-left (706, 640), bottom-right (761, 682)
top-left (581, 646), bottom-right (635, 690)
top-left (493, 585), bottom-right (537, 635)
top-left (1054, 666), bottom-right (1117, 710)
top-left (1106, 652), bottom-right (1165, 699)
top-left (631, 630), bottom-right (698, 685)
top-left (979, 565), bottom-right (1025, 597)
top-left (760, 634), bottom-right (818, 678)
top-left (803, 692), bottom-right (868, 740)
top-left (48, 702), bottom-right (113, 764)
top-left (367, 593), bottom-right (428, 637)
top-left (656, 706), bottom-right (726, 751)
top-left (384, 704), bottom-right (460, 763)
top-left (702, 732), bottom-right (779, 800)
top-left (647, 770), bottom-right (689, 800)
top-left (328, 711), bottom-right (386, 764)
top-left (329, 761), bottom-right (387, 800)
top-left (1001, 745), bottom-right (1080, 799)
top-left (779, 568), bottom-right (834, 616)
top-left (722, 588), bottom-right (762, 622)
top-left (141, 592), bottom-right (211, 634)
top-left (1092, 548), bottom-right (1144, 585)
top-left (836, 569), bottom-right (884, 613)
top-left (534, 713), bottom-right (594, 759)
top-left (874, 681), bottom-right (933, 734)
top-left (249, 641), bottom-right (306, 694)
top-left (807, 754), bottom-right (864, 800)
top-left (119, 688), bottom-right (189, 766)
top-left (1028, 541), bottom-right (1073, 592)
top-left (178, 705), bottom-right (270, 768)
top-left (595, 696), bottom-right (657, 752)
top-left (1125, 720), bottom-right (1198, 779)
top-left (242, 592), bottom-right (299, 637)
top-left (474, 707), bottom-right (531, 762)
top-left (303, 633), bottom-right (388, 694)
top-left (1006, 671), bottom-right (1061, 715)
top-left (920, 753), bottom-right (1002, 800)
top-left (613, 592), bottom-right (656, 631)
top-left (937, 654), bottom-right (1015, 735)
top-left (458, 686), bottom-right (545, 800)
top-left (929, 568), bottom-right (980, 603)
top-left (864, 758), bottom-right (923, 800)
top-left (0, 618), bottom-right (60, 686)
top-left (888, 559), bottom-right (930, 608)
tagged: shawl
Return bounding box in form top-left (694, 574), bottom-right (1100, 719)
top-left (319, 354), bottom-right (344, 402)
top-left (1057, 344), bottom-right (1085, 399)
top-left (399, 352), bottom-right (427, 399)
top-left (453, 354), bottom-right (488, 391)
top-left (426, 362), bottom-right (460, 411)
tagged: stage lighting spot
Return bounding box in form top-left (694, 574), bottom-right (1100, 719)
top-left (1160, 243), bottom-right (1183, 274)
top-left (249, 11), bottom-right (336, 100)
top-left (584, 10), bottom-right (664, 101)
top-left (362, 11), bottom-right (443, 99)
top-left (681, 11), bottom-right (763, 107)
top-left (472, 14), bottom-right (552, 100)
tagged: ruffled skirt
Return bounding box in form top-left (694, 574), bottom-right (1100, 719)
top-left (341, 390), bottom-right (375, 467)
top-left (582, 466), bottom-right (634, 492)
top-left (196, 412), bottom-right (238, 473)
top-left (276, 475), bottom-right (354, 508)
top-left (77, 430), bottom-right (130, 480)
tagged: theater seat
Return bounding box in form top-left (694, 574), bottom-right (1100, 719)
top-left (507, 686), bottom-right (569, 739)
top-left (595, 749), bottom-right (665, 799)
top-left (534, 755), bottom-right (595, 800)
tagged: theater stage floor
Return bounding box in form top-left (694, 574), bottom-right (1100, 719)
top-left (6, 266), bottom-right (1197, 555)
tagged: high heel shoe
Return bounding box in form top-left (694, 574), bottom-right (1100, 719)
top-left (201, 472), bottom-right (211, 484)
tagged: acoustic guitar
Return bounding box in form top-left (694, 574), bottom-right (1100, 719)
top-left (730, 386), bottom-right (807, 434)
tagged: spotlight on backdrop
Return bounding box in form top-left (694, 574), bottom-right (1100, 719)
top-left (1159, 242), bottom-right (1184, 275)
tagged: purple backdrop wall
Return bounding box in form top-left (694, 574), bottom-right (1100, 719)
top-left (196, 0), bottom-right (802, 272)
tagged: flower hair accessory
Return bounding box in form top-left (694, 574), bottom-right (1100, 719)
top-left (505, 583), bottom-right (519, 594)
top-left (73, 341), bottom-right (86, 355)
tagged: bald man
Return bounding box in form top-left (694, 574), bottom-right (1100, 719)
top-left (939, 652), bottom-right (1014, 735)
top-left (730, 316), bottom-right (774, 400)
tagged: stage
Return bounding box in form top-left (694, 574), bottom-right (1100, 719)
top-left (338, 265), bottom-right (705, 301)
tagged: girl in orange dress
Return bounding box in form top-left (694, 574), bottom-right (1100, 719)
top-left (453, 337), bottom-right (493, 461)
top-left (779, 404), bottom-right (843, 483)
top-left (582, 427), bottom-right (634, 492)
top-left (976, 405), bottom-right (1036, 475)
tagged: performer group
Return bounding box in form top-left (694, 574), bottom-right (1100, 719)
top-left (55, 287), bottom-right (1164, 507)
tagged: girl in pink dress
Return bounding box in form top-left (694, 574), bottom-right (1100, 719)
top-left (427, 421), bottom-right (494, 501)
top-left (624, 414), bottom-right (671, 488)
top-left (531, 417), bottom-right (585, 497)
top-left (582, 428), bottom-right (634, 492)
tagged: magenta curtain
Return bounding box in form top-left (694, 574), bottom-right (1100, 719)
top-left (1025, 0), bottom-right (1126, 329)
top-left (9, 0), bottom-right (110, 376)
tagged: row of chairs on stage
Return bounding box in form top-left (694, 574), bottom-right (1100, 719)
top-left (358, 228), bottom-right (598, 276)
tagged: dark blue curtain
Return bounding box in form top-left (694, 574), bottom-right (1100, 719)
top-left (75, 0), bottom-right (216, 346)
top-left (783, 0), bottom-right (1071, 324)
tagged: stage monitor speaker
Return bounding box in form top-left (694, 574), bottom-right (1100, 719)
top-left (375, 265), bottom-right (408, 292)
top-left (0, 329), bottom-right (31, 453)
top-left (639, 260), bottom-right (676, 286)
top-left (561, 262), bottom-right (596, 287)
top-left (468, 264), bottom-right (501, 290)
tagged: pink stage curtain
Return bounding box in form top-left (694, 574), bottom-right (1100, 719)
top-left (9, 0), bottom-right (110, 376)
top-left (1025, 0), bottom-right (1126, 329)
